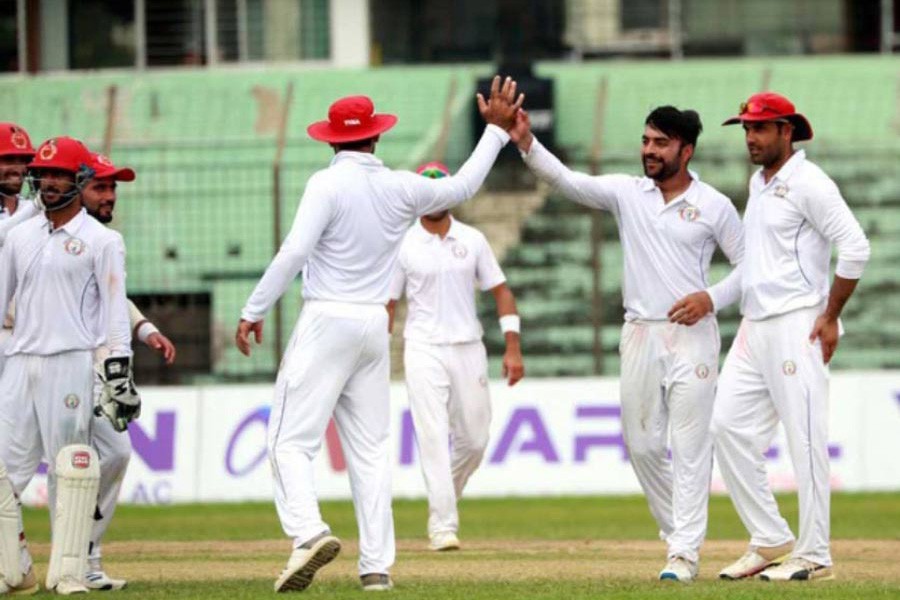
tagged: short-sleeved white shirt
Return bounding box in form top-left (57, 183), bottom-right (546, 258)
top-left (390, 218), bottom-right (506, 344)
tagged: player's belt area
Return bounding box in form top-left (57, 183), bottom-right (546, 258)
top-left (304, 300), bottom-right (386, 318)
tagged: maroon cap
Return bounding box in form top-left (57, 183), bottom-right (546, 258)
top-left (722, 92), bottom-right (813, 141)
top-left (307, 95), bottom-right (398, 144)
top-left (89, 152), bottom-right (135, 182)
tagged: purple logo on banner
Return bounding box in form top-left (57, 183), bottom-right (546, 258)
top-left (129, 411), bottom-right (176, 471)
top-left (226, 407), bottom-right (271, 476)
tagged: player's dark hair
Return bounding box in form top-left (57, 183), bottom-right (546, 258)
top-left (645, 106), bottom-right (703, 148)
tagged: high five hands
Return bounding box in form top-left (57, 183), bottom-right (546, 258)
top-left (477, 75), bottom-right (525, 131)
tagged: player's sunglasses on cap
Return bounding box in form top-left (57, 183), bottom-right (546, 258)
top-left (722, 92), bottom-right (813, 141)
top-left (416, 161), bottom-right (451, 179)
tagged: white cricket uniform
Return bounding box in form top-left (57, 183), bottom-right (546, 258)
top-left (522, 138), bottom-right (744, 563)
top-left (390, 218), bottom-right (507, 537)
top-left (0, 208), bottom-right (131, 574)
top-left (241, 125), bottom-right (509, 575)
top-left (89, 300), bottom-right (158, 567)
top-left (712, 150), bottom-right (870, 566)
top-left (0, 196), bottom-right (34, 375)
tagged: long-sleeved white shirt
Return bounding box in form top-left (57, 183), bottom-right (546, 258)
top-left (522, 138), bottom-right (744, 321)
top-left (390, 217), bottom-right (507, 344)
top-left (0, 209), bottom-right (132, 356)
top-left (739, 149), bottom-right (870, 320)
top-left (241, 124), bottom-right (510, 321)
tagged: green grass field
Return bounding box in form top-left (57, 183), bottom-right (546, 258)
top-left (21, 493), bottom-right (900, 598)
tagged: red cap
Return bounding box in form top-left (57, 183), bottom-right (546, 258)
top-left (28, 137), bottom-right (93, 174)
top-left (416, 161), bottom-right (451, 179)
top-left (89, 152), bottom-right (135, 182)
top-left (0, 123), bottom-right (35, 159)
top-left (307, 95), bottom-right (398, 144)
top-left (722, 92), bottom-right (813, 141)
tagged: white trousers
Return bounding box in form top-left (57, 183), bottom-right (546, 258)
top-left (0, 328), bottom-right (10, 376)
top-left (712, 306), bottom-right (831, 566)
top-left (0, 351), bottom-right (95, 573)
top-left (619, 317), bottom-right (719, 564)
top-left (268, 300), bottom-right (394, 576)
top-left (404, 340), bottom-right (491, 536)
top-left (88, 416), bottom-right (131, 566)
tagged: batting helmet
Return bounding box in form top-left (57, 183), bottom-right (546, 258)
top-left (416, 161), bottom-right (451, 179)
top-left (0, 123), bottom-right (35, 159)
top-left (27, 137), bottom-right (95, 212)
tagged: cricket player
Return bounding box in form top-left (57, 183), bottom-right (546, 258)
top-left (510, 106), bottom-right (744, 582)
top-left (0, 122), bottom-right (36, 377)
top-left (235, 77), bottom-right (523, 592)
top-left (81, 151), bottom-right (177, 590)
top-left (387, 161), bottom-right (525, 552)
top-left (711, 93), bottom-right (870, 582)
top-left (0, 137), bottom-right (136, 595)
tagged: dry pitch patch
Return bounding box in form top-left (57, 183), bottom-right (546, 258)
top-left (26, 539), bottom-right (900, 585)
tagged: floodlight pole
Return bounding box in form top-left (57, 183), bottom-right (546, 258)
top-left (882, 0), bottom-right (896, 54)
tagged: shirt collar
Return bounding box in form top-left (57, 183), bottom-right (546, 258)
top-left (330, 151), bottom-right (384, 168)
top-left (753, 149), bottom-right (806, 188)
top-left (414, 215), bottom-right (457, 242)
top-left (640, 170), bottom-right (700, 207)
top-left (43, 207), bottom-right (88, 235)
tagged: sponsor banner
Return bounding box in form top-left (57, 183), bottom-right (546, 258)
top-left (20, 372), bottom-right (900, 506)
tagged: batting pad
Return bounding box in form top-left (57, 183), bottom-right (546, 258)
top-left (46, 445), bottom-right (100, 591)
top-left (0, 460), bottom-right (23, 588)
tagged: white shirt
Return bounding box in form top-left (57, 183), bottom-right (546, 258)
top-left (241, 125), bottom-right (510, 321)
top-left (0, 209), bottom-right (132, 356)
top-left (522, 138), bottom-right (744, 321)
top-left (390, 218), bottom-right (506, 344)
top-left (0, 197), bottom-right (38, 246)
top-left (739, 149), bottom-right (870, 320)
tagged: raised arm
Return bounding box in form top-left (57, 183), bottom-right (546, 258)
top-left (511, 110), bottom-right (623, 212)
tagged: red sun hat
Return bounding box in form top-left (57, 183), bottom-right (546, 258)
top-left (416, 161), bottom-right (451, 179)
top-left (28, 137), bottom-right (93, 173)
top-left (89, 152), bottom-right (136, 182)
top-left (307, 95), bottom-right (398, 144)
top-left (722, 92), bottom-right (813, 141)
top-left (0, 122), bottom-right (35, 159)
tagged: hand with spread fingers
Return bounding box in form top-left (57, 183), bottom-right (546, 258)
top-left (667, 291), bottom-right (713, 326)
top-left (476, 75), bottom-right (525, 131)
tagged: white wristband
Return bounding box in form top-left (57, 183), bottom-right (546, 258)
top-left (499, 315), bottom-right (521, 334)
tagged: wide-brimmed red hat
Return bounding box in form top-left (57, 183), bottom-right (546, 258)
top-left (307, 95), bottom-right (397, 144)
top-left (0, 122), bottom-right (35, 159)
top-left (722, 92), bottom-right (813, 141)
top-left (89, 152), bottom-right (135, 182)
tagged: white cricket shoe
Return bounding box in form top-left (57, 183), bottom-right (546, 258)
top-left (759, 557), bottom-right (834, 582)
top-left (273, 534), bottom-right (341, 593)
top-left (85, 570), bottom-right (127, 591)
top-left (0, 566), bottom-right (39, 595)
top-left (719, 543), bottom-right (793, 580)
top-left (428, 531), bottom-right (461, 552)
top-left (659, 556), bottom-right (697, 582)
top-left (52, 576), bottom-right (89, 595)
top-left (360, 573), bottom-right (393, 591)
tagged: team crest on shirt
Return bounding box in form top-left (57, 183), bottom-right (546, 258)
top-left (64, 394), bottom-right (80, 409)
top-left (774, 184), bottom-right (789, 198)
top-left (451, 243), bottom-right (468, 259)
top-left (782, 360), bottom-right (797, 376)
top-left (679, 205), bottom-right (700, 222)
top-left (64, 238), bottom-right (85, 256)
top-left (695, 364), bottom-right (710, 379)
